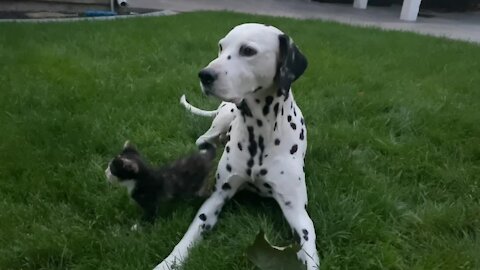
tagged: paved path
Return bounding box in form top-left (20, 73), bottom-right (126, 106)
top-left (131, 0), bottom-right (480, 43)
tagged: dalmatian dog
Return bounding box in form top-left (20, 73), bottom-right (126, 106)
top-left (154, 23), bottom-right (319, 270)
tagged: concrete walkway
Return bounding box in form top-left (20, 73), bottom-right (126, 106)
top-left (130, 0), bottom-right (480, 44)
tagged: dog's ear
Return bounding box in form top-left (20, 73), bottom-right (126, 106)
top-left (276, 34), bottom-right (308, 96)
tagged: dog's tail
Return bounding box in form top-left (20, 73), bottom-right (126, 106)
top-left (198, 142), bottom-right (216, 160)
top-left (180, 95), bottom-right (218, 117)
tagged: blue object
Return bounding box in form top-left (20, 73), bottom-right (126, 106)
top-left (83, 10), bottom-right (117, 17)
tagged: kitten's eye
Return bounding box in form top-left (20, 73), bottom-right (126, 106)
top-left (239, 45), bottom-right (257, 57)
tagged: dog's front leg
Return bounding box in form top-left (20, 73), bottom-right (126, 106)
top-left (153, 175), bottom-right (243, 270)
top-left (279, 202), bottom-right (320, 270)
top-left (195, 103), bottom-right (236, 146)
top-left (267, 165), bottom-right (320, 270)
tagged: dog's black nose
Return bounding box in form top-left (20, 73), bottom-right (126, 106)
top-left (198, 69), bottom-right (218, 86)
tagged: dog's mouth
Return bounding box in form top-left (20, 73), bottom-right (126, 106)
top-left (200, 84), bottom-right (243, 105)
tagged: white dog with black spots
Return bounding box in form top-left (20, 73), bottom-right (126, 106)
top-left (155, 23), bottom-right (320, 270)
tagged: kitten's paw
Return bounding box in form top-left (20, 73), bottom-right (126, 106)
top-left (195, 136), bottom-right (209, 146)
top-left (153, 255), bottom-right (181, 270)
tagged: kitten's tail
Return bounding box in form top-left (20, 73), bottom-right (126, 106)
top-left (180, 95), bottom-right (218, 117)
top-left (198, 142), bottom-right (216, 160)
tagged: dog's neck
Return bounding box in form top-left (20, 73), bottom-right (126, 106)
top-left (236, 86), bottom-right (294, 138)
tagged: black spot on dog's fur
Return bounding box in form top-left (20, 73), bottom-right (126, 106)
top-left (300, 129), bottom-right (304, 140)
top-left (275, 139), bottom-right (280, 145)
top-left (247, 158), bottom-right (254, 168)
top-left (258, 136), bottom-right (265, 166)
top-left (263, 182), bottom-right (271, 188)
top-left (246, 168), bottom-right (252, 176)
top-left (237, 100), bottom-right (252, 120)
top-left (255, 98), bottom-right (260, 104)
top-left (301, 118), bottom-right (304, 125)
top-left (227, 55), bottom-right (231, 60)
top-left (254, 86), bottom-right (263, 92)
top-left (262, 96), bottom-right (274, 116)
top-left (231, 108), bottom-right (234, 113)
top-left (281, 171), bottom-right (284, 174)
top-left (199, 213), bottom-right (207, 221)
top-left (287, 115), bottom-right (292, 122)
top-left (274, 122), bottom-right (277, 131)
top-left (290, 144), bottom-right (298, 154)
top-left (226, 164), bottom-right (232, 172)
top-left (273, 103), bottom-right (279, 117)
top-left (285, 201), bottom-right (291, 206)
top-left (237, 142), bottom-right (243, 151)
top-left (290, 122), bottom-right (297, 130)
top-left (260, 169), bottom-right (268, 175)
top-left (257, 119), bottom-right (263, 127)
top-left (222, 183), bottom-right (231, 190)
top-left (247, 126), bottom-right (257, 158)
top-left (226, 146), bottom-right (230, 153)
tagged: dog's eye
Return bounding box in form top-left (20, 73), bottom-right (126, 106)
top-left (239, 45), bottom-right (257, 57)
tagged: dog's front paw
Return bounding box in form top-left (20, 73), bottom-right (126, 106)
top-left (153, 254), bottom-right (181, 270)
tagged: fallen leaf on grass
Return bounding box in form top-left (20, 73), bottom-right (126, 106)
top-left (246, 231), bottom-right (306, 270)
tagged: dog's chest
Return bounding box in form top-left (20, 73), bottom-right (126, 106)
top-left (223, 95), bottom-right (307, 178)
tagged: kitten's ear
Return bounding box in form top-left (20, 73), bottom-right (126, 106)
top-left (121, 158), bottom-right (139, 173)
top-left (123, 140), bottom-right (135, 149)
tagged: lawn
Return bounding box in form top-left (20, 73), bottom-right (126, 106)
top-left (0, 11), bottom-right (479, 270)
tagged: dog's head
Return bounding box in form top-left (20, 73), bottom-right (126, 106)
top-left (199, 23), bottom-right (307, 105)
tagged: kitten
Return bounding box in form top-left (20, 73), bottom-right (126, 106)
top-left (105, 141), bottom-right (216, 223)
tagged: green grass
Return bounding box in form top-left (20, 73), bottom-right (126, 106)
top-left (0, 11), bottom-right (479, 270)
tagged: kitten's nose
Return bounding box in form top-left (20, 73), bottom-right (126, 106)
top-left (198, 68), bottom-right (218, 86)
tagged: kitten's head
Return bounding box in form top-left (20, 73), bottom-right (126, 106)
top-left (105, 141), bottom-right (146, 186)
